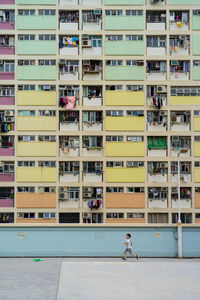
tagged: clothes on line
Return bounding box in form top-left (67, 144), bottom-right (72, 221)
top-left (88, 199), bottom-right (102, 210)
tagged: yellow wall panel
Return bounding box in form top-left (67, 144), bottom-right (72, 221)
top-left (17, 167), bottom-right (56, 182)
top-left (194, 117), bottom-right (200, 132)
top-left (17, 91), bottom-right (56, 106)
top-left (106, 167), bottom-right (145, 183)
top-left (106, 142), bottom-right (145, 157)
top-left (106, 116), bottom-right (145, 131)
top-left (17, 117), bottom-right (57, 131)
top-left (17, 142), bottom-right (56, 157)
top-left (171, 96), bottom-right (200, 105)
top-left (194, 168), bottom-right (200, 183)
top-left (194, 142), bottom-right (200, 157)
top-left (106, 91), bottom-right (144, 106)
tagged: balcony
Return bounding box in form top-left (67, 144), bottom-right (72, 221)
top-left (146, 11), bottom-right (166, 30)
top-left (82, 136), bottom-right (103, 157)
top-left (82, 60), bottom-right (102, 81)
top-left (148, 187), bottom-right (168, 208)
top-left (169, 36), bottom-right (190, 56)
top-left (170, 111), bottom-right (190, 131)
top-left (148, 162), bottom-right (168, 183)
top-left (83, 162), bottom-right (103, 183)
top-left (0, 161), bottom-right (14, 182)
top-left (59, 60), bottom-right (79, 81)
top-left (59, 36), bottom-right (79, 56)
top-left (0, 11), bottom-right (15, 30)
top-left (17, 116), bottom-right (56, 131)
top-left (147, 61), bottom-right (166, 80)
top-left (147, 136), bottom-right (167, 157)
top-left (17, 166), bottom-right (56, 183)
top-left (171, 187), bottom-right (192, 209)
top-left (0, 110), bottom-right (15, 133)
top-left (169, 11), bottom-right (189, 31)
top-left (18, 65), bottom-right (56, 81)
top-left (106, 115), bottom-right (145, 132)
top-left (147, 36), bottom-right (166, 56)
top-left (193, 11), bottom-right (200, 30)
top-left (106, 90), bottom-right (144, 106)
top-left (0, 36), bottom-right (15, 55)
top-left (0, 213), bottom-right (14, 223)
top-left (147, 111), bottom-right (167, 132)
top-left (106, 192), bottom-right (145, 209)
top-left (17, 192), bottom-right (56, 208)
top-left (171, 136), bottom-right (191, 157)
top-left (18, 40), bottom-right (56, 55)
top-left (105, 15), bottom-right (144, 31)
top-left (147, 85), bottom-right (167, 107)
top-left (1, 0), bottom-right (15, 4)
top-left (82, 35), bottom-right (102, 56)
top-left (83, 187), bottom-right (103, 209)
top-left (83, 111), bottom-right (103, 131)
top-left (59, 11), bottom-right (79, 30)
top-left (83, 86), bottom-right (102, 106)
top-left (17, 142), bottom-right (56, 157)
top-left (59, 111), bottom-right (79, 131)
top-left (170, 61), bottom-right (190, 80)
top-left (0, 187), bottom-right (14, 207)
top-left (0, 61), bottom-right (15, 80)
top-left (0, 136), bottom-right (14, 156)
top-left (106, 141), bottom-right (145, 157)
top-left (106, 166), bottom-right (145, 183)
top-left (105, 63), bottom-right (144, 81)
top-left (59, 162), bottom-right (79, 183)
top-left (171, 161), bottom-right (191, 183)
top-left (18, 90), bottom-right (56, 106)
top-left (82, 11), bottom-right (102, 31)
top-left (17, 15), bottom-right (56, 30)
top-left (59, 187), bottom-right (80, 208)
top-left (59, 136), bottom-right (79, 157)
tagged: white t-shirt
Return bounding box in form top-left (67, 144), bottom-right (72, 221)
top-left (126, 239), bottom-right (132, 249)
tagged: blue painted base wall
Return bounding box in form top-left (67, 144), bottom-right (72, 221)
top-left (0, 227), bottom-right (200, 257)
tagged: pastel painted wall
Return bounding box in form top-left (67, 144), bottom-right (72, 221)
top-left (106, 91), bottom-right (144, 106)
top-left (17, 91), bottom-right (56, 106)
top-left (194, 142), bottom-right (200, 157)
top-left (193, 35), bottom-right (200, 56)
top-left (195, 193), bottom-right (200, 208)
top-left (105, 41), bottom-right (144, 56)
top-left (106, 142), bottom-right (145, 157)
top-left (170, 96), bottom-right (200, 105)
top-left (106, 167), bottom-right (145, 183)
top-left (194, 168), bottom-right (200, 183)
top-left (18, 41), bottom-right (56, 55)
top-left (17, 16), bottom-right (56, 30)
top-left (17, 0), bottom-right (56, 4)
top-left (105, 16), bottom-right (144, 31)
top-left (17, 167), bottom-right (56, 183)
top-left (105, 0), bottom-right (143, 4)
top-left (194, 117), bottom-right (200, 131)
top-left (17, 66), bottom-right (56, 81)
top-left (17, 117), bottom-right (57, 131)
top-left (17, 142), bottom-right (56, 157)
top-left (17, 193), bottom-right (56, 208)
top-left (106, 116), bottom-right (145, 131)
top-left (169, 0), bottom-right (200, 3)
top-left (192, 16), bottom-right (200, 31)
top-left (105, 66), bottom-right (144, 81)
top-left (0, 227), bottom-right (199, 257)
top-left (106, 193), bottom-right (145, 208)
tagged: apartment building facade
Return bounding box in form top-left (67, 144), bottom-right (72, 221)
top-left (0, 0), bottom-right (200, 228)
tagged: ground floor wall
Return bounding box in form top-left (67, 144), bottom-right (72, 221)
top-left (0, 227), bottom-right (199, 257)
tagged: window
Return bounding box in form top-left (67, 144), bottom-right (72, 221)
top-left (106, 213), bottom-right (124, 218)
top-left (171, 87), bottom-right (200, 97)
top-left (38, 60), bottom-right (56, 66)
top-left (172, 213), bottom-right (192, 224)
top-left (38, 187), bottom-right (56, 193)
top-left (127, 213), bottom-right (144, 218)
top-left (106, 110), bottom-right (123, 117)
top-left (106, 136), bottom-right (123, 142)
top-left (17, 186), bottom-right (35, 193)
top-left (38, 110), bottom-right (56, 117)
top-left (59, 213), bottom-right (80, 223)
top-left (38, 10), bottom-right (55, 16)
top-left (193, 10), bottom-right (200, 16)
top-left (18, 136), bottom-right (35, 142)
top-left (195, 162), bottom-right (200, 168)
top-left (147, 36), bottom-right (166, 48)
top-left (126, 10), bottom-right (143, 16)
top-left (0, 61), bottom-right (14, 73)
top-left (106, 161), bottom-right (123, 168)
top-left (18, 85), bottom-right (35, 91)
top-left (195, 187), bottom-right (200, 193)
top-left (194, 111), bottom-right (200, 116)
top-left (39, 35), bottom-right (56, 41)
top-left (18, 110), bottom-right (35, 117)
top-left (68, 187), bottom-right (79, 200)
top-left (18, 10), bottom-right (35, 16)
top-left (170, 111), bottom-right (190, 124)
top-left (126, 161), bottom-right (144, 167)
top-left (126, 136), bottom-right (144, 142)
top-left (89, 36), bottom-right (102, 48)
top-left (0, 161), bottom-right (14, 173)
top-left (127, 187), bottom-right (144, 193)
top-left (106, 60), bottom-right (123, 66)
top-left (38, 161), bottom-right (56, 167)
top-left (18, 35), bottom-right (35, 41)
top-left (0, 86), bottom-right (15, 97)
top-left (126, 110), bottom-right (144, 117)
top-left (126, 85), bottom-right (143, 91)
top-left (83, 162), bottom-right (102, 173)
top-left (171, 162), bottom-right (191, 174)
top-left (38, 213), bottom-right (56, 219)
top-left (105, 10), bottom-right (122, 16)
top-left (170, 136), bottom-right (190, 150)
top-left (195, 136), bottom-right (200, 142)
top-left (126, 60), bottom-right (144, 66)
top-left (148, 213), bottom-right (168, 224)
top-left (106, 35), bottom-right (123, 41)
top-left (82, 136), bottom-right (102, 148)
top-left (38, 85), bottom-right (56, 91)
top-left (59, 162), bottom-right (79, 173)
top-left (18, 60), bottom-right (35, 66)
top-left (17, 213), bottom-right (35, 219)
top-left (126, 35), bottom-right (143, 41)
top-left (148, 187), bottom-right (168, 200)
top-left (106, 85), bottom-right (122, 91)
top-left (38, 136), bottom-right (56, 142)
top-left (148, 162), bottom-right (168, 174)
top-left (59, 60), bottom-right (79, 74)
top-left (82, 111), bottom-right (102, 123)
top-left (18, 161), bottom-right (35, 167)
top-left (106, 187), bottom-right (123, 193)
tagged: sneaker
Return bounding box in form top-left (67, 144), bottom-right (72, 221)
top-left (136, 255), bottom-right (139, 260)
top-left (122, 257), bottom-right (126, 261)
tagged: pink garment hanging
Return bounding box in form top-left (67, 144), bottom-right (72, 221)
top-left (66, 96), bottom-right (76, 110)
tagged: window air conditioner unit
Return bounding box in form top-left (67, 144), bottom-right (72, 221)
top-left (6, 117), bottom-right (13, 122)
top-left (177, 89), bottom-right (184, 94)
top-left (82, 39), bottom-right (92, 48)
top-left (171, 116), bottom-right (177, 122)
top-left (83, 193), bottom-right (91, 198)
top-left (5, 110), bottom-right (14, 116)
top-left (0, 60), bottom-right (4, 65)
top-left (83, 212), bottom-right (91, 218)
top-left (157, 86), bottom-right (167, 93)
top-left (59, 192), bottom-right (68, 200)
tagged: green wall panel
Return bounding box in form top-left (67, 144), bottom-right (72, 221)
top-left (17, 16), bottom-right (56, 30)
top-left (18, 41), bottom-right (57, 55)
top-left (105, 16), bottom-right (144, 31)
top-left (193, 66), bottom-right (200, 81)
top-left (169, 0), bottom-right (200, 4)
top-left (193, 35), bottom-right (200, 56)
top-left (18, 0), bottom-right (56, 4)
top-left (105, 41), bottom-right (144, 56)
top-left (193, 16), bottom-right (200, 31)
top-left (105, 66), bottom-right (144, 81)
top-left (104, 0), bottom-right (143, 5)
top-left (18, 66), bottom-right (56, 81)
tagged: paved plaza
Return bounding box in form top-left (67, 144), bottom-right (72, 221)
top-left (0, 258), bottom-right (200, 300)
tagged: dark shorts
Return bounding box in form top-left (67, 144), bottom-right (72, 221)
top-left (124, 248), bottom-right (132, 254)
